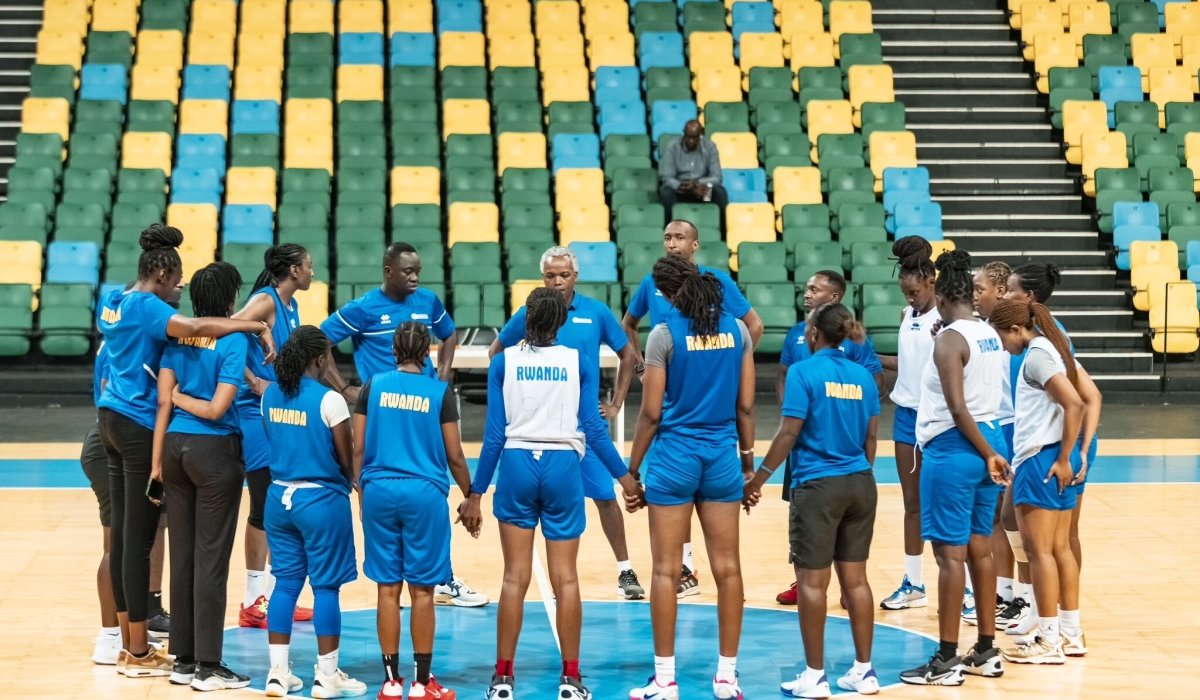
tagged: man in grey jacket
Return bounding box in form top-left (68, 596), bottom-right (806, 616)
top-left (658, 120), bottom-right (728, 219)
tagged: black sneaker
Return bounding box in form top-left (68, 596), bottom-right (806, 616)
top-left (676, 566), bottom-right (699, 599)
top-left (997, 597), bottom-right (1029, 628)
top-left (486, 674), bottom-right (515, 700)
top-left (190, 663), bottom-right (251, 692)
top-left (900, 651), bottom-right (965, 686)
top-left (963, 645), bottom-right (1004, 678)
top-left (618, 570), bottom-right (645, 600)
top-left (169, 659), bottom-right (197, 685)
top-left (558, 675), bottom-right (592, 700)
top-left (148, 610), bottom-right (171, 636)
top-left (993, 594), bottom-right (1008, 618)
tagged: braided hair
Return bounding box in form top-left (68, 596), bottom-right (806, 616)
top-left (524, 287), bottom-right (567, 346)
top-left (393, 321), bottom-right (431, 367)
top-left (251, 244), bottom-right (309, 295)
top-left (934, 249), bottom-right (974, 306)
top-left (137, 224), bottom-right (183, 281)
top-left (652, 255), bottom-right (723, 337)
top-left (991, 298), bottom-right (1078, 388)
top-left (188, 262), bottom-right (242, 318)
top-left (808, 302), bottom-right (866, 346)
top-left (1011, 263), bottom-right (1062, 303)
top-left (893, 236), bottom-right (935, 280)
top-left (274, 326), bottom-right (329, 398)
top-left (978, 260), bottom-right (1011, 292)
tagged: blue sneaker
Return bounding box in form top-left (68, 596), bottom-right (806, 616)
top-left (962, 587), bottom-right (977, 625)
top-left (880, 575), bottom-right (927, 610)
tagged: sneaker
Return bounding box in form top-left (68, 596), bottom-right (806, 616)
top-left (1006, 606), bottom-right (1038, 636)
top-left (191, 663), bottom-right (251, 691)
top-left (1002, 636), bottom-right (1066, 665)
top-left (712, 674), bottom-right (743, 700)
top-left (266, 665), bottom-right (304, 696)
top-left (997, 597), bottom-right (1029, 629)
top-left (629, 675), bottom-right (679, 700)
top-left (1012, 630), bottom-right (1037, 646)
top-left (899, 652), bottom-right (965, 686)
top-left (780, 670), bottom-right (829, 698)
top-left (116, 649), bottom-right (128, 674)
top-left (962, 588), bottom-right (976, 624)
top-left (312, 666), bottom-right (368, 698)
top-left (486, 674), bottom-right (515, 700)
top-left (676, 566), bottom-right (700, 599)
top-left (148, 610), bottom-right (171, 636)
top-left (776, 582), bottom-right (798, 605)
top-left (376, 679), bottom-right (403, 699)
top-left (993, 595), bottom-right (1008, 618)
top-left (123, 648), bottom-right (174, 678)
top-left (170, 660), bottom-right (198, 685)
top-left (410, 675), bottom-right (455, 699)
top-left (1063, 630), bottom-right (1088, 657)
top-left (880, 576), bottom-right (927, 610)
top-left (293, 604), bottom-right (314, 622)
top-left (92, 634), bottom-right (122, 665)
top-left (433, 576), bottom-right (489, 607)
top-left (147, 631), bottom-right (165, 650)
top-left (618, 570), bottom-right (645, 600)
top-left (559, 675), bottom-right (592, 700)
top-left (239, 595), bottom-right (269, 629)
top-left (836, 667), bottom-right (879, 695)
top-left (962, 646), bottom-right (1003, 678)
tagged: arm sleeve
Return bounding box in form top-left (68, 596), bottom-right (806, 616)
top-left (598, 307), bottom-right (629, 352)
top-left (320, 390), bottom-right (352, 428)
top-left (354, 378), bottom-right (373, 416)
top-left (1022, 347), bottom-right (1063, 389)
top-left (626, 276), bottom-right (651, 320)
top-left (852, 335), bottom-right (884, 375)
top-left (717, 272), bottom-right (752, 319)
top-left (144, 296), bottom-right (177, 342)
top-left (320, 301), bottom-right (361, 345)
top-left (218, 335), bottom-right (249, 387)
top-left (430, 293), bottom-right (455, 340)
top-left (496, 308), bottom-right (526, 348)
top-left (781, 365), bottom-right (810, 420)
top-left (643, 324), bottom-right (673, 368)
top-left (576, 361), bottom-right (629, 478)
top-left (698, 140), bottom-right (723, 187)
top-left (471, 354), bottom-right (508, 494)
top-left (440, 384), bottom-right (459, 423)
top-left (659, 140), bottom-right (680, 190)
top-left (737, 319), bottom-right (752, 355)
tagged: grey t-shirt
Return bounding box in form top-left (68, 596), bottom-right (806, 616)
top-left (644, 318), bottom-right (753, 368)
top-left (1021, 347), bottom-right (1061, 391)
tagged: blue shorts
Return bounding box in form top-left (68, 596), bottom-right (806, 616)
top-left (893, 406), bottom-right (918, 446)
top-left (919, 423), bottom-right (1006, 546)
top-left (362, 478), bottom-right (452, 586)
top-left (1001, 421), bottom-right (1015, 463)
top-left (494, 449), bottom-right (586, 541)
top-left (1013, 443), bottom-right (1079, 511)
top-left (265, 484), bottom-right (358, 588)
top-left (581, 450), bottom-right (616, 502)
top-left (240, 410), bottom-right (271, 472)
top-left (1069, 433), bottom-right (1097, 496)
top-left (643, 433), bottom-right (743, 507)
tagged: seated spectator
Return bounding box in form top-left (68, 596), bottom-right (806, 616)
top-left (658, 120), bottom-right (727, 219)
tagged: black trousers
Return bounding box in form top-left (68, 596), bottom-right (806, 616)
top-left (99, 407), bottom-right (162, 622)
top-left (659, 184), bottom-right (729, 222)
top-left (162, 432), bottom-right (245, 663)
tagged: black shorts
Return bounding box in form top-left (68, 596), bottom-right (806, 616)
top-left (81, 424), bottom-right (111, 527)
top-left (788, 470), bottom-right (877, 570)
top-left (246, 467), bottom-right (272, 531)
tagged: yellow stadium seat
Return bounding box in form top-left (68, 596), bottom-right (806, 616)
top-left (130, 64), bottom-right (180, 103)
top-left (179, 240), bottom-right (217, 281)
top-left (338, 65), bottom-right (385, 102)
top-left (190, 0), bottom-right (238, 33)
top-left (510, 280), bottom-right (542, 311)
top-left (1080, 130), bottom-right (1127, 196)
top-left (35, 31), bottom-right (84, 71)
top-left (226, 167), bottom-right (278, 208)
top-left (1062, 100), bottom-right (1107, 165)
top-left (587, 32), bottom-right (635, 70)
top-left (1149, 281), bottom-right (1200, 353)
top-left (1130, 240), bottom-right (1179, 311)
top-left (290, 1), bottom-right (335, 34)
top-left (241, 0), bottom-right (288, 28)
top-left (137, 31), bottom-right (184, 71)
top-left (0, 242), bottom-right (43, 286)
top-left (448, 202), bottom-right (501, 244)
top-left (689, 32), bottom-right (736, 72)
top-left (1186, 133), bottom-right (1200, 187)
top-left (537, 32), bottom-right (586, 67)
top-left (711, 132), bottom-right (759, 168)
top-left (583, 0), bottom-right (629, 38)
top-left (487, 0), bottom-right (533, 35)
top-left (558, 203), bottom-right (610, 236)
top-left (869, 131), bottom-right (918, 192)
top-left (1008, 0), bottom-right (1029, 29)
top-left (787, 32), bottom-right (835, 69)
top-left (1132, 33), bottom-right (1175, 92)
top-left (123, 132), bottom-right (173, 175)
top-left (497, 132), bottom-right (547, 174)
top-left (340, 0), bottom-right (385, 33)
top-left (1067, 2), bottom-right (1110, 58)
top-left (390, 0), bottom-right (434, 34)
top-left (780, 2), bottom-right (824, 42)
top-left (179, 100), bottom-right (228, 137)
top-left (1034, 33), bottom-right (1078, 93)
top-left (91, 0), bottom-right (138, 34)
top-left (1020, 2), bottom-right (1066, 61)
top-left (848, 65), bottom-right (894, 126)
top-left (238, 33), bottom-right (286, 70)
top-left (739, 33), bottom-right (785, 78)
top-left (284, 134), bottom-right (334, 173)
top-left (489, 32), bottom-right (536, 68)
top-left (188, 32), bottom-right (236, 69)
top-left (235, 66), bottom-right (283, 102)
top-left (726, 203), bottom-right (777, 269)
top-left (828, 0), bottom-right (873, 50)
top-left (21, 98), bottom-right (70, 141)
top-left (167, 204), bottom-right (218, 240)
top-left (695, 65), bottom-right (743, 108)
top-left (390, 167), bottom-right (441, 205)
top-left (771, 166), bottom-right (821, 216)
top-left (535, 1), bottom-right (581, 40)
top-left (805, 99), bottom-right (854, 159)
top-left (441, 32), bottom-right (486, 67)
top-left (41, 0), bottom-right (90, 35)
top-left (1165, 2), bottom-right (1200, 59)
top-left (929, 239), bottom-right (956, 260)
top-left (1150, 66), bottom-right (1193, 127)
top-left (541, 66), bottom-right (590, 105)
top-left (1183, 35), bottom-right (1200, 92)
top-left (293, 282), bottom-right (330, 325)
top-left (443, 99), bottom-right (491, 139)
top-left (554, 168), bottom-right (605, 210)
top-left (286, 98), bottom-right (334, 129)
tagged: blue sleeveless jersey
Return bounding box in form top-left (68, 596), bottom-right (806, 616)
top-left (160, 333), bottom-right (249, 436)
top-left (360, 370), bottom-right (451, 493)
top-left (237, 287), bottom-right (301, 416)
top-left (659, 312), bottom-right (743, 440)
top-left (96, 289), bottom-right (178, 429)
top-left (261, 376), bottom-right (350, 493)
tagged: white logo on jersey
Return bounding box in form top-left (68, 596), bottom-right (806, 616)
top-left (571, 317), bottom-right (592, 324)
top-left (381, 314), bottom-right (392, 324)
top-left (411, 313), bottom-right (430, 320)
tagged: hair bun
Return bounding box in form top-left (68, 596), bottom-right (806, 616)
top-left (935, 248), bottom-right (971, 274)
top-left (139, 224), bottom-right (183, 252)
top-left (1044, 263), bottom-right (1062, 287)
top-left (892, 236), bottom-right (933, 269)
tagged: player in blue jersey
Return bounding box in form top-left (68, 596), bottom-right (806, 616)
top-left (354, 322), bottom-right (480, 700)
top-left (259, 327), bottom-right (367, 699)
top-left (228, 244), bottom-right (315, 629)
top-left (151, 262), bottom-right (251, 690)
top-left (744, 303), bottom-right (882, 698)
top-left (627, 256), bottom-right (756, 700)
top-left (620, 220), bottom-right (762, 596)
top-left (466, 289), bottom-right (642, 700)
top-left (488, 246), bottom-right (645, 600)
top-left (97, 226), bottom-right (276, 678)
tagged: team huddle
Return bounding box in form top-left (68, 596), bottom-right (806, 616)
top-left (83, 220), bottom-right (1101, 700)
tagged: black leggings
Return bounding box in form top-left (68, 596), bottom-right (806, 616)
top-left (246, 467), bottom-right (272, 531)
top-left (99, 407), bottom-right (162, 622)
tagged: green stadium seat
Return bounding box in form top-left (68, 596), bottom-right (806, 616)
top-left (616, 203), bottom-right (665, 231)
top-left (54, 202), bottom-right (107, 245)
top-left (611, 167), bottom-right (659, 195)
top-left (603, 135), bottom-right (652, 180)
top-left (38, 283), bottom-right (95, 357)
top-left (1133, 133), bottom-right (1181, 189)
top-left (282, 168), bottom-right (332, 209)
top-left (340, 134), bottom-right (388, 171)
top-left (393, 204), bottom-right (441, 230)
top-left (672, 202), bottom-right (721, 240)
top-left (704, 102), bottom-right (751, 134)
top-left (451, 242), bottom-right (503, 283)
top-left (126, 100), bottom-right (175, 134)
top-left (232, 134), bottom-right (280, 169)
top-left (859, 101), bottom-right (907, 141)
top-left (838, 33), bottom-right (883, 75)
top-left (781, 204), bottom-right (833, 257)
top-left (393, 133), bottom-right (441, 168)
top-left (634, 1), bottom-right (677, 38)
top-left (0, 284), bottom-right (34, 355)
top-left (104, 240), bottom-right (139, 283)
top-left (29, 64), bottom-right (77, 105)
top-left (338, 168), bottom-right (388, 208)
top-left (492, 68), bottom-right (539, 104)
top-left (694, 245), bottom-right (730, 272)
top-left (1083, 34), bottom-right (1126, 88)
top-left (501, 168), bottom-right (552, 207)
top-left (68, 133), bottom-right (119, 172)
top-left (765, 134), bottom-right (813, 181)
top-left (862, 304), bottom-right (901, 353)
top-left (1167, 202), bottom-right (1200, 267)
top-left (798, 67), bottom-right (844, 107)
top-left (279, 202), bottom-right (330, 231)
top-left (683, 2), bottom-right (725, 36)
top-left (1166, 103), bottom-right (1200, 155)
top-left (827, 167), bottom-right (876, 217)
top-left (1095, 167), bottom-right (1143, 234)
top-left (390, 66), bottom-right (437, 103)
top-left (86, 31), bottom-right (133, 68)
top-left (445, 134), bottom-right (495, 170)
top-left (337, 241), bottom-right (382, 285)
top-left (496, 100), bottom-right (544, 134)
top-left (287, 65), bottom-right (334, 99)
top-left (1149, 168), bottom-right (1196, 228)
top-left (446, 166), bottom-right (496, 204)
top-left (441, 66), bottom-right (488, 101)
top-left (737, 242), bottom-right (790, 283)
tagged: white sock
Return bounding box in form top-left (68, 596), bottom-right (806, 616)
top-left (1016, 581), bottom-right (1032, 601)
top-left (997, 577), bottom-right (1014, 603)
top-left (245, 570), bottom-right (266, 608)
top-left (265, 565), bottom-right (276, 600)
top-left (852, 659), bottom-right (872, 675)
top-left (617, 560), bottom-right (632, 574)
top-left (802, 665), bottom-right (824, 680)
top-left (100, 626), bottom-right (121, 638)
top-left (1037, 616), bottom-right (1060, 644)
top-left (682, 543), bottom-right (693, 571)
top-left (269, 644), bottom-right (289, 671)
top-left (318, 650), bottom-right (338, 677)
top-left (654, 655), bottom-right (675, 685)
top-left (964, 564), bottom-right (974, 592)
top-left (904, 554), bottom-right (923, 588)
top-left (716, 655), bottom-right (736, 683)
top-left (1058, 608), bottom-right (1081, 636)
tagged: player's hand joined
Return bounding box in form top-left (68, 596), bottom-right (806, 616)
top-left (599, 402), bottom-right (620, 420)
top-left (456, 497), bottom-right (483, 538)
top-left (618, 473), bottom-right (645, 512)
top-left (742, 482), bottom-right (761, 513)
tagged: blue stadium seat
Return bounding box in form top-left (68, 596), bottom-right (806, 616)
top-left (595, 67), bottom-right (641, 108)
top-left (46, 241), bottom-right (101, 285)
top-left (232, 100), bottom-right (281, 135)
top-left (183, 65), bottom-right (232, 102)
top-left (340, 33), bottom-right (385, 66)
top-left (569, 241), bottom-right (619, 282)
top-left (1099, 66), bottom-right (1144, 128)
top-left (223, 204), bottom-right (274, 245)
top-left (177, 134), bottom-right (227, 173)
top-left (599, 100), bottom-right (648, 140)
top-left (651, 100), bottom-right (697, 142)
top-left (731, 2), bottom-right (775, 42)
top-left (638, 32), bottom-right (686, 70)
top-left (437, 0), bottom-right (483, 34)
top-left (892, 202), bottom-right (944, 242)
top-left (1189, 240), bottom-right (1200, 267)
top-left (1113, 201), bottom-right (1162, 269)
top-left (390, 33), bottom-right (436, 67)
top-left (725, 168), bottom-right (769, 203)
top-left (100, 282), bottom-right (124, 300)
top-left (79, 64), bottom-right (128, 104)
top-left (882, 167), bottom-right (932, 231)
top-left (552, 133), bottom-right (602, 173)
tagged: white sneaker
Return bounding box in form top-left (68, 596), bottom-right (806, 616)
top-left (1001, 635), bottom-right (1066, 665)
top-left (265, 665), bottom-right (303, 696)
top-left (559, 675), bottom-right (592, 700)
top-left (879, 576), bottom-right (927, 610)
top-left (629, 675), bottom-right (679, 700)
top-left (487, 674), bottom-right (515, 700)
top-left (961, 588), bottom-right (976, 623)
top-left (433, 576), bottom-right (489, 607)
top-left (92, 635), bottom-right (122, 665)
top-left (836, 667), bottom-right (880, 695)
top-left (781, 669), bottom-right (829, 698)
top-left (311, 667), bottom-right (368, 698)
top-left (1007, 605), bottom-right (1038, 636)
top-left (712, 674), bottom-right (743, 700)
top-left (1062, 630), bottom-right (1088, 657)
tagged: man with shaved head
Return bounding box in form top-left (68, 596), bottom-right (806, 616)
top-left (659, 120), bottom-right (727, 219)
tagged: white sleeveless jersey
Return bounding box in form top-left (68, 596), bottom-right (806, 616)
top-left (891, 304), bottom-right (941, 409)
top-left (1011, 336), bottom-right (1068, 468)
top-left (997, 349), bottom-right (1014, 425)
top-left (915, 319), bottom-right (1006, 446)
top-left (502, 344), bottom-right (585, 456)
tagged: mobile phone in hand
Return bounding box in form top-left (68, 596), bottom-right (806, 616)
top-left (146, 478), bottom-right (164, 504)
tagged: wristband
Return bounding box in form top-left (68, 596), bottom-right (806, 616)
top-left (739, 447), bottom-right (754, 455)
top-left (635, 363), bottom-right (646, 376)
top-left (757, 464), bottom-right (776, 475)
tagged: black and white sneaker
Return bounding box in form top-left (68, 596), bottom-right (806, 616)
top-left (899, 652), bottom-right (965, 686)
top-left (148, 610), bottom-right (171, 637)
top-left (962, 646), bottom-right (1004, 678)
top-left (676, 566), bottom-right (700, 599)
top-left (169, 660), bottom-right (197, 685)
top-left (618, 570), bottom-right (645, 600)
top-left (558, 675), bottom-right (592, 700)
top-left (997, 597), bottom-right (1029, 628)
top-left (190, 663), bottom-right (251, 692)
top-left (486, 674), bottom-right (515, 700)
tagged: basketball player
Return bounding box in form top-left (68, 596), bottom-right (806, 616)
top-left (260, 327), bottom-right (367, 698)
top-left (900, 251), bottom-right (1007, 687)
top-left (355, 322), bottom-right (480, 700)
top-left (488, 246), bottom-right (644, 600)
top-left (465, 289), bottom-right (642, 700)
top-left (627, 257), bottom-right (755, 700)
top-left (744, 302), bottom-right (881, 698)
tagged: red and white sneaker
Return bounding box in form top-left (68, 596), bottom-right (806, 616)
top-left (293, 604), bottom-right (314, 622)
top-left (713, 675), bottom-right (744, 700)
top-left (410, 675), bottom-right (456, 699)
top-left (630, 676), bottom-right (679, 700)
top-left (776, 582), bottom-right (798, 605)
top-left (239, 595), bottom-right (268, 629)
top-left (376, 679), bottom-right (404, 700)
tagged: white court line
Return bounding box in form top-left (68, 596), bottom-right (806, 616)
top-left (532, 540), bottom-right (561, 652)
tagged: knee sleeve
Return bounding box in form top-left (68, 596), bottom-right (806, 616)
top-left (267, 577), bottom-right (304, 635)
top-left (1006, 529), bottom-right (1027, 564)
top-left (312, 587), bottom-right (342, 638)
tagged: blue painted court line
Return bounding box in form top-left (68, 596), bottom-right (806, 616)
top-left (4, 455), bottom-right (1200, 488)
top-left (220, 603), bottom-right (935, 699)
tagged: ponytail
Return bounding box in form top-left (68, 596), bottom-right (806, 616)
top-left (251, 243), bottom-right (309, 295)
top-left (809, 302), bottom-right (865, 346)
top-left (990, 299), bottom-right (1078, 388)
top-left (273, 326), bottom-right (329, 398)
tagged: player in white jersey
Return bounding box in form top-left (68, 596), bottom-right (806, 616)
top-left (990, 299), bottom-right (1101, 664)
top-left (900, 251), bottom-right (1009, 688)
